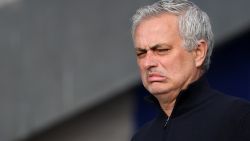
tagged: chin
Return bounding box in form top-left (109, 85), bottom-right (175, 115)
top-left (147, 86), bottom-right (170, 95)
top-left (143, 81), bottom-right (171, 94)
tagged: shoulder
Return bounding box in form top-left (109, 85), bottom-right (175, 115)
top-left (213, 91), bottom-right (250, 112)
top-left (207, 88), bottom-right (250, 109)
top-left (224, 95), bottom-right (250, 120)
top-left (211, 91), bottom-right (250, 130)
top-left (205, 89), bottom-right (250, 123)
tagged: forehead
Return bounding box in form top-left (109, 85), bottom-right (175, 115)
top-left (135, 13), bottom-right (179, 33)
top-left (133, 14), bottom-right (181, 48)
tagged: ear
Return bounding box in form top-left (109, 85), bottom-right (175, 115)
top-left (192, 40), bottom-right (208, 68)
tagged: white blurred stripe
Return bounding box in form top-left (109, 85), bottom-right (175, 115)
top-left (0, 0), bottom-right (19, 7)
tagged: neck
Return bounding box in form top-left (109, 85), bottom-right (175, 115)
top-left (157, 91), bottom-right (179, 117)
top-left (156, 70), bottom-right (203, 117)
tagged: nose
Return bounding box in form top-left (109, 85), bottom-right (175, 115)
top-left (144, 51), bottom-right (158, 70)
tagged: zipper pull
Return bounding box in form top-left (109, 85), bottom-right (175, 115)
top-left (164, 117), bottom-right (170, 128)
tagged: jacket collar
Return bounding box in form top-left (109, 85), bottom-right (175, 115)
top-left (145, 75), bottom-right (214, 118)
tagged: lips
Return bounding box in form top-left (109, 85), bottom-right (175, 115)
top-left (147, 73), bottom-right (166, 82)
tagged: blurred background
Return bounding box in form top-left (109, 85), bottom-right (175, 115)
top-left (0, 0), bottom-right (249, 141)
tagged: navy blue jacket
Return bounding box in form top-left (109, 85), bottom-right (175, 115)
top-left (131, 77), bottom-right (250, 141)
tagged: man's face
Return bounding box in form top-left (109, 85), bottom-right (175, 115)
top-left (133, 14), bottom-right (198, 96)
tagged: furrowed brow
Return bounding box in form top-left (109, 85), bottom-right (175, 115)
top-left (135, 43), bottom-right (170, 51)
top-left (135, 47), bottom-right (147, 52)
top-left (150, 43), bottom-right (171, 50)
top-left (150, 44), bottom-right (161, 50)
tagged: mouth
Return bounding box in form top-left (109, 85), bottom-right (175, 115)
top-left (147, 73), bottom-right (166, 83)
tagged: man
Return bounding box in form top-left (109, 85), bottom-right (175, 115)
top-left (131, 0), bottom-right (250, 141)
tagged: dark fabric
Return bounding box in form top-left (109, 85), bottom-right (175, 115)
top-left (131, 76), bottom-right (250, 141)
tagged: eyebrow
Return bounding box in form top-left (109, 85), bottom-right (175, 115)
top-left (150, 44), bottom-right (163, 50)
top-left (135, 43), bottom-right (170, 51)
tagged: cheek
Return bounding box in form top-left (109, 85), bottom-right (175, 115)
top-left (139, 67), bottom-right (148, 88)
top-left (162, 52), bottom-right (194, 75)
top-left (137, 60), bottom-right (147, 79)
top-left (137, 60), bottom-right (143, 72)
top-left (176, 56), bottom-right (195, 77)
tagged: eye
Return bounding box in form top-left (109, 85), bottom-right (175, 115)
top-left (136, 51), bottom-right (146, 57)
top-left (155, 48), bottom-right (170, 55)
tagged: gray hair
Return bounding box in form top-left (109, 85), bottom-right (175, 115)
top-left (131, 0), bottom-right (214, 71)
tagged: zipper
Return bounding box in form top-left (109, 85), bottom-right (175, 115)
top-left (163, 90), bottom-right (184, 128)
top-left (164, 116), bottom-right (170, 128)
